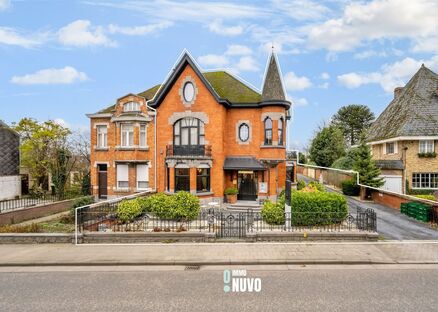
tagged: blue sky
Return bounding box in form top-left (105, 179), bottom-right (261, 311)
top-left (1, 0), bottom-right (438, 150)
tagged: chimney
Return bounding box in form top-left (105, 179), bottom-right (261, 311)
top-left (394, 87), bottom-right (403, 99)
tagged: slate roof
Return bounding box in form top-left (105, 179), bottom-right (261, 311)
top-left (375, 160), bottom-right (404, 170)
top-left (223, 157), bottom-right (266, 170)
top-left (367, 65), bottom-right (438, 142)
top-left (262, 53), bottom-right (286, 101)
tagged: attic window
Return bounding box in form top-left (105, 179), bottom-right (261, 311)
top-left (123, 101), bottom-right (140, 112)
top-left (183, 82), bottom-right (195, 102)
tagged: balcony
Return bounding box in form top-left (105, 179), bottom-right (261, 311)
top-left (166, 145), bottom-right (212, 157)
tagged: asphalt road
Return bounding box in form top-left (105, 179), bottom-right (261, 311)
top-left (298, 174), bottom-right (438, 240)
top-left (0, 265), bottom-right (437, 312)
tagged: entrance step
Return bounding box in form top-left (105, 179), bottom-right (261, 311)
top-left (226, 201), bottom-right (262, 212)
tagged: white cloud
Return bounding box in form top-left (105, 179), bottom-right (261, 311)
top-left (225, 44), bottom-right (252, 56)
top-left (86, 1), bottom-right (266, 23)
top-left (54, 118), bottom-right (70, 128)
top-left (307, 0), bottom-right (438, 52)
top-left (320, 72), bottom-right (330, 80)
top-left (197, 54), bottom-right (229, 68)
top-left (0, 27), bottom-right (45, 48)
top-left (291, 97), bottom-right (308, 107)
top-left (11, 66), bottom-right (88, 85)
top-left (252, 27), bottom-right (303, 55)
top-left (0, 0), bottom-right (10, 11)
top-left (284, 72), bottom-right (312, 91)
top-left (271, 0), bottom-right (330, 21)
top-left (319, 82), bottom-right (329, 89)
top-left (235, 56), bottom-right (259, 72)
top-left (107, 21), bottom-right (173, 35)
top-left (208, 20), bottom-right (244, 36)
top-left (58, 20), bottom-right (115, 47)
top-left (337, 56), bottom-right (438, 93)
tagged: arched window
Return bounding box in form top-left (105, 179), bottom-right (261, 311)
top-left (278, 118), bottom-right (284, 146)
top-left (264, 117), bottom-right (272, 145)
top-left (173, 117), bottom-right (205, 155)
top-left (123, 101), bottom-right (140, 112)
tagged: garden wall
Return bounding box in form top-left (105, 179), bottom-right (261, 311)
top-left (369, 188), bottom-right (438, 211)
top-left (0, 176), bottom-right (20, 201)
top-left (0, 199), bottom-right (75, 225)
top-left (297, 165), bottom-right (354, 188)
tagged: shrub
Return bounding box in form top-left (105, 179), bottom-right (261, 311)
top-left (261, 193), bottom-right (285, 225)
top-left (0, 223), bottom-right (41, 233)
top-left (414, 194), bottom-right (437, 201)
top-left (71, 196), bottom-right (95, 209)
top-left (140, 192), bottom-right (200, 221)
top-left (341, 179), bottom-right (360, 196)
top-left (172, 191), bottom-right (200, 220)
top-left (291, 191), bottom-right (348, 226)
top-left (224, 187), bottom-right (238, 195)
top-left (308, 181), bottom-right (325, 192)
top-left (117, 199), bottom-right (143, 223)
top-left (297, 180), bottom-right (306, 190)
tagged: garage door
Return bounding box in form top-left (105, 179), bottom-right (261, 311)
top-left (380, 175), bottom-right (403, 193)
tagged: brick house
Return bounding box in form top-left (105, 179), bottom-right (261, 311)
top-left (87, 51), bottom-right (291, 202)
top-left (0, 120), bottom-right (21, 200)
top-left (367, 65), bottom-right (438, 194)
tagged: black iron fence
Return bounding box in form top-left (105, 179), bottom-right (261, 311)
top-left (0, 193), bottom-right (79, 213)
top-left (77, 202), bottom-right (377, 237)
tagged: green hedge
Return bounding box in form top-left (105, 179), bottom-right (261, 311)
top-left (341, 179), bottom-right (360, 196)
top-left (297, 180), bottom-right (306, 190)
top-left (139, 191), bottom-right (200, 221)
top-left (291, 191), bottom-right (348, 226)
top-left (261, 194), bottom-right (286, 225)
top-left (414, 194), bottom-right (436, 201)
top-left (117, 199), bottom-right (143, 223)
top-left (308, 181), bottom-right (325, 192)
top-left (261, 191), bottom-right (348, 226)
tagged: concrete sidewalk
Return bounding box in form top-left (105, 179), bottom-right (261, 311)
top-left (0, 242), bottom-right (437, 266)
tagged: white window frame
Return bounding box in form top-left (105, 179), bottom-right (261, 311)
top-left (136, 164), bottom-right (149, 191)
top-left (384, 142), bottom-right (397, 155)
top-left (121, 123), bottom-right (134, 147)
top-left (419, 140), bottom-right (434, 153)
top-left (123, 101), bottom-right (140, 112)
top-left (412, 173), bottom-right (438, 189)
top-left (139, 124), bottom-right (147, 147)
top-left (96, 125), bottom-right (107, 148)
top-left (116, 164), bottom-right (129, 190)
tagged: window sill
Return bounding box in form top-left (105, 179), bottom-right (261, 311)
top-left (260, 145), bottom-right (286, 149)
top-left (115, 188), bottom-right (130, 193)
top-left (138, 147), bottom-right (150, 151)
top-left (95, 147), bottom-right (109, 151)
top-left (116, 147), bottom-right (135, 151)
top-left (196, 191), bottom-right (213, 196)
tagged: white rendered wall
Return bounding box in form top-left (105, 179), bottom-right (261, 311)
top-left (0, 176), bottom-right (21, 200)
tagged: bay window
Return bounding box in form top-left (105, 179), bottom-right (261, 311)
top-left (175, 167), bottom-right (190, 192)
top-left (139, 124), bottom-right (147, 147)
top-left (196, 168), bottom-right (210, 193)
top-left (121, 124), bottom-right (134, 147)
top-left (264, 117), bottom-right (272, 145)
top-left (412, 173), bottom-right (438, 189)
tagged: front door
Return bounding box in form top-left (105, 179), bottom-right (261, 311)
top-left (237, 171), bottom-right (257, 201)
top-left (98, 164), bottom-right (108, 199)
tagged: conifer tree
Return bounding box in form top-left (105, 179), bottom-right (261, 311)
top-left (353, 137), bottom-right (384, 188)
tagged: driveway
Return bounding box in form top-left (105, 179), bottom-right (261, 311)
top-left (297, 174), bottom-right (438, 240)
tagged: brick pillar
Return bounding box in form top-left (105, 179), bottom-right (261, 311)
top-left (169, 167), bottom-right (175, 193)
top-left (190, 167), bottom-right (197, 194)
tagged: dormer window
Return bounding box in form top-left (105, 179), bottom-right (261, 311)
top-left (123, 101), bottom-right (140, 112)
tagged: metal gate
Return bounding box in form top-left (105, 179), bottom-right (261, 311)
top-left (218, 212), bottom-right (246, 238)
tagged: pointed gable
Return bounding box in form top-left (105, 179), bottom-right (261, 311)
top-left (367, 65), bottom-right (438, 142)
top-left (262, 52), bottom-right (286, 101)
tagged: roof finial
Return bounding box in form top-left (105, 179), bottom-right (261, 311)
top-left (271, 42), bottom-right (275, 53)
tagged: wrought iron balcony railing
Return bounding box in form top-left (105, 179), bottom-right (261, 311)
top-left (166, 144), bottom-right (212, 157)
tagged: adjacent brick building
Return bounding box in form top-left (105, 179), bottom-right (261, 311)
top-left (367, 65), bottom-right (438, 194)
top-left (88, 51), bottom-right (291, 202)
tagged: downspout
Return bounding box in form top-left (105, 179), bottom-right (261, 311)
top-left (139, 95), bottom-right (158, 192)
top-left (147, 104), bottom-right (157, 192)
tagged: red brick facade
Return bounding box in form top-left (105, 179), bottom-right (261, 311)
top-left (88, 52), bottom-right (291, 202)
